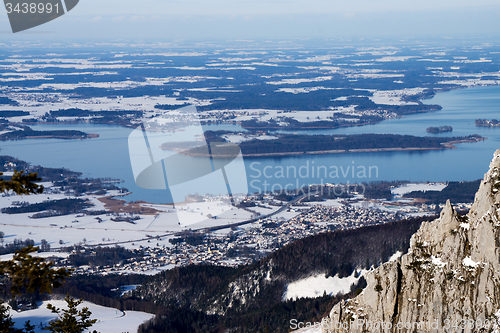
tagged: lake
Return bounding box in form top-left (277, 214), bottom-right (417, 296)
top-left (1, 85), bottom-right (500, 203)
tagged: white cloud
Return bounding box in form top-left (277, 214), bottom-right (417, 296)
top-left (130, 16), bottom-right (146, 22)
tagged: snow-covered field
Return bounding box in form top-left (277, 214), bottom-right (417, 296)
top-left (283, 270), bottom-right (367, 301)
top-left (266, 76), bottom-right (333, 85)
top-left (391, 183), bottom-right (446, 197)
top-left (10, 300), bottom-right (154, 333)
top-left (0, 191), bottom-right (164, 249)
top-left (223, 133), bottom-right (278, 143)
top-left (230, 108), bottom-right (355, 123)
top-left (271, 209), bottom-right (303, 221)
top-left (310, 199), bottom-right (344, 208)
top-left (0, 251), bottom-right (70, 261)
top-left (0, 188), bottom-right (253, 250)
top-left (284, 249), bottom-right (403, 302)
top-left (368, 88), bottom-right (424, 105)
top-left (0, 93), bottom-right (207, 118)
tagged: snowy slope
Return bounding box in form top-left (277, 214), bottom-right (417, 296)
top-left (283, 270), bottom-right (366, 301)
top-left (10, 300), bottom-right (154, 333)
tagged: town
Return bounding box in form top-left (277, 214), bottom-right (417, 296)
top-left (64, 193), bottom-right (450, 276)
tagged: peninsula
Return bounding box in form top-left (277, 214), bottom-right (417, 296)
top-left (173, 132), bottom-right (485, 157)
top-left (0, 129), bottom-right (98, 140)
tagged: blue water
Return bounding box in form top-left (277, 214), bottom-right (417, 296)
top-left (1, 85), bottom-right (500, 203)
top-left (252, 85), bottom-right (500, 188)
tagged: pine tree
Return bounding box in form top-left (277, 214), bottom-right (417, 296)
top-left (0, 304), bottom-right (35, 333)
top-left (0, 170), bottom-right (43, 195)
top-left (22, 320), bottom-right (35, 333)
top-left (0, 170), bottom-right (96, 333)
top-left (0, 245), bottom-right (71, 297)
top-left (0, 304), bottom-right (16, 332)
top-left (45, 295), bottom-right (98, 333)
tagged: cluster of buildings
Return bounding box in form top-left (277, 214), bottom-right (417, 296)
top-left (67, 203), bottom-right (404, 275)
top-left (293, 204), bottom-right (398, 229)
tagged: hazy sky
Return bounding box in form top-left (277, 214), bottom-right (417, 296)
top-left (1, 0), bottom-right (500, 42)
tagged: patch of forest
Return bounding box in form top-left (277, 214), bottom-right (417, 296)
top-left (237, 100), bottom-right (441, 131)
top-left (55, 274), bottom-right (156, 314)
top-left (154, 103), bottom-right (191, 110)
top-left (331, 96), bottom-right (442, 116)
top-left (0, 110), bottom-right (30, 117)
top-left (359, 181), bottom-right (407, 200)
top-left (53, 176), bottom-right (123, 196)
top-left (254, 216), bottom-right (427, 280)
top-left (0, 97), bottom-right (19, 106)
top-left (426, 125), bottom-right (452, 133)
top-left (196, 132), bottom-right (483, 156)
top-left (21, 108), bottom-right (147, 127)
top-left (189, 86), bottom-right (441, 114)
top-left (138, 280), bottom-right (367, 333)
top-left (0, 128), bottom-right (93, 140)
top-left (1, 198), bottom-right (93, 217)
top-left (0, 238), bottom-right (35, 255)
top-left (194, 87), bottom-right (374, 112)
top-left (0, 123), bottom-right (11, 131)
top-left (64, 245), bottom-right (145, 267)
top-left (240, 115), bottom-right (383, 130)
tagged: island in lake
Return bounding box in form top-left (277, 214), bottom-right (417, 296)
top-left (426, 125), bottom-right (452, 133)
top-left (162, 131), bottom-right (485, 157)
top-left (476, 119), bottom-right (500, 127)
top-left (0, 128), bottom-right (98, 141)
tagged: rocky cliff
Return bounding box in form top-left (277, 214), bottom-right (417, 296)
top-left (322, 150), bottom-right (500, 333)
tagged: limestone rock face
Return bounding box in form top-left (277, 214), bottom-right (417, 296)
top-left (322, 150), bottom-right (500, 333)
